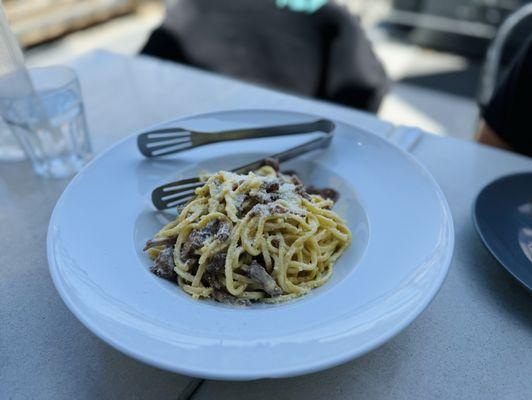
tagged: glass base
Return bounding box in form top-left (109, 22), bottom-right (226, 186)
top-left (33, 152), bottom-right (92, 179)
top-left (0, 145), bottom-right (25, 161)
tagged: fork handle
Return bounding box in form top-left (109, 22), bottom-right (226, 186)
top-left (196, 119), bottom-right (334, 145)
top-left (231, 134), bottom-right (333, 174)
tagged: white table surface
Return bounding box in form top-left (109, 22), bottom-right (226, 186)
top-left (1, 50), bottom-right (531, 400)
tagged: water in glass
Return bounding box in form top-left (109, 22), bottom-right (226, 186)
top-left (0, 66), bottom-right (92, 178)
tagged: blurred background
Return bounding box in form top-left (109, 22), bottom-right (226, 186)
top-left (4, 0), bottom-right (531, 140)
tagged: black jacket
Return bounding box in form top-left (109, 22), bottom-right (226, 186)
top-left (141, 0), bottom-right (388, 113)
top-left (482, 36), bottom-right (532, 156)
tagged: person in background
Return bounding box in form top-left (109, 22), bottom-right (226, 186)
top-left (476, 36), bottom-right (532, 157)
top-left (142, 0), bottom-right (388, 113)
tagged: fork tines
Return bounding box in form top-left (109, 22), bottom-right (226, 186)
top-left (151, 176), bottom-right (204, 210)
top-left (137, 128), bottom-right (194, 157)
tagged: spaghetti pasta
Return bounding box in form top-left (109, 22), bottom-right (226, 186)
top-left (144, 163), bottom-right (351, 305)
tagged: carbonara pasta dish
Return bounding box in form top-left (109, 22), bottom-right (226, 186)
top-left (144, 159), bottom-right (351, 305)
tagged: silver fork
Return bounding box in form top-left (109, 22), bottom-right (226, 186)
top-left (137, 119), bottom-right (334, 157)
top-left (149, 123), bottom-right (423, 210)
top-left (151, 130), bottom-right (334, 210)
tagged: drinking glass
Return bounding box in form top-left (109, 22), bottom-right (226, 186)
top-left (0, 116), bottom-right (24, 160)
top-left (0, 66), bottom-right (92, 178)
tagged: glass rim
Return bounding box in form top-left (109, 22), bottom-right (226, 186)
top-left (0, 65), bottom-right (79, 100)
top-left (29, 65), bottom-right (79, 91)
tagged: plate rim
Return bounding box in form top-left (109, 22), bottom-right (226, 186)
top-left (47, 108), bottom-right (455, 379)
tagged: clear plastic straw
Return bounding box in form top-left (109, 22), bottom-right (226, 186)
top-left (0, 2), bottom-right (26, 85)
top-left (0, 3), bottom-right (61, 160)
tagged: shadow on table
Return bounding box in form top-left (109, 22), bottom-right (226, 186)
top-left (398, 64), bottom-right (482, 100)
top-left (457, 222), bottom-right (532, 329)
top-left (92, 341), bottom-right (189, 398)
top-left (193, 339), bottom-right (405, 399)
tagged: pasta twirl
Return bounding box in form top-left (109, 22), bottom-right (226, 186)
top-left (144, 164), bottom-right (351, 305)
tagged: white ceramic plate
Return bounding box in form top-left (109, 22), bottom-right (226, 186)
top-left (48, 109), bottom-right (453, 380)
